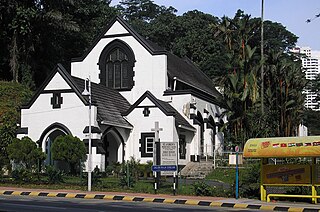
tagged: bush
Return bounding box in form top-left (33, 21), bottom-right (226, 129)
top-left (7, 137), bottom-right (45, 170)
top-left (46, 165), bottom-right (64, 184)
top-left (92, 166), bottom-right (102, 185)
top-left (239, 162), bottom-right (260, 198)
top-left (11, 168), bottom-right (33, 183)
top-left (51, 135), bottom-right (86, 175)
top-left (193, 181), bottom-right (213, 196)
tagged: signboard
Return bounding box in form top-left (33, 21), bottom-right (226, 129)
top-left (228, 154), bottom-right (243, 165)
top-left (152, 165), bottom-right (177, 172)
top-left (160, 142), bottom-right (178, 176)
top-left (244, 136), bottom-right (320, 158)
top-left (262, 164), bottom-right (311, 184)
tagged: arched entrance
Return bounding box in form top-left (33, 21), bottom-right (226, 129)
top-left (102, 127), bottom-right (124, 168)
top-left (39, 123), bottom-right (71, 166)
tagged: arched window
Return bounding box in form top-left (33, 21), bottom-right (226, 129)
top-left (99, 40), bottom-right (135, 90)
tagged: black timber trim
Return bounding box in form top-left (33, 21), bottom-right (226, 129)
top-left (38, 122), bottom-right (72, 146)
top-left (163, 89), bottom-right (225, 108)
top-left (16, 127), bottom-right (28, 134)
top-left (21, 64), bottom-right (89, 109)
top-left (41, 89), bottom-right (74, 94)
top-left (139, 132), bottom-right (155, 158)
top-left (102, 33), bottom-right (131, 38)
top-left (83, 126), bottom-right (102, 134)
top-left (122, 91), bottom-right (175, 116)
top-left (71, 16), bottom-right (167, 63)
top-left (98, 39), bottom-right (135, 90)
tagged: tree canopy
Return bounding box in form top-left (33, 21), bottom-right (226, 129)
top-left (7, 137), bottom-right (45, 169)
top-left (51, 135), bottom-right (87, 174)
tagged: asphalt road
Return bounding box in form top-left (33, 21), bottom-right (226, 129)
top-left (0, 195), bottom-right (257, 212)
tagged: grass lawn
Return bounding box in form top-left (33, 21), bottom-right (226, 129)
top-left (205, 168), bottom-right (236, 184)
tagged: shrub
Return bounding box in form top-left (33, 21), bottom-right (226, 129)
top-left (239, 162), bottom-right (260, 198)
top-left (7, 137), bottom-right (45, 170)
top-left (11, 168), bottom-right (33, 183)
top-left (46, 165), bottom-right (64, 184)
top-left (193, 181), bottom-right (213, 196)
top-left (51, 135), bottom-right (86, 175)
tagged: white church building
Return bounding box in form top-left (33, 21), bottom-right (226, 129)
top-left (17, 16), bottom-right (225, 171)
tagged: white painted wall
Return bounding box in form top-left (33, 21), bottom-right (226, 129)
top-left (20, 72), bottom-right (103, 171)
top-left (71, 20), bottom-right (167, 104)
top-left (169, 94), bottom-right (225, 157)
top-left (125, 104), bottom-right (177, 164)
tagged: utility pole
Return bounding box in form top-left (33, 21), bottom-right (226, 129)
top-left (261, 0), bottom-right (265, 114)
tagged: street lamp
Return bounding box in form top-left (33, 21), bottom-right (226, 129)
top-left (82, 77), bottom-right (92, 192)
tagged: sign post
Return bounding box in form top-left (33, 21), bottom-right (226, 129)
top-left (151, 122), bottom-right (162, 194)
top-left (160, 142), bottom-right (178, 195)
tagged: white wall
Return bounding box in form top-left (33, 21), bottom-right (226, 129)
top-left (71, 20), bottom-right (167, 104)
top-left (20, 72), bottom-right (103, 171)
top-left (125, 103), bottom-right (177, 164)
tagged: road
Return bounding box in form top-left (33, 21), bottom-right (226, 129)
top-left (0, 195), bottom-right (258, 212)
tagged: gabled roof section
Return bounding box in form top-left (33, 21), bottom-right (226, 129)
top-left (122, 91), bottom-right (194, 131)
top-left (71, 16), bottom-right (166, 62)
top-left (21, 64), bottom-right (87, 109)
top-left (72, 77), bottom-right (132, 129)
top-left (21, 63), bottom-right (132, 129)
top-left (167, 53), bottom-right (222, 99)
top-left (71, 16), bottom-right (221, 103)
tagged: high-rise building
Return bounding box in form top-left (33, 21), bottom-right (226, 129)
top-left (292, 47), bottom-right (320, 110)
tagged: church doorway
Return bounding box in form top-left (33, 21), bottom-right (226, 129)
top-left (40, 123), bottom-right (71, 169)
top-left (102, 128), bottom-right (124, 168)
top-left (44, 129), bottom-right (66, 166)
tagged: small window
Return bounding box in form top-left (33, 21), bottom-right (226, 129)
top-left (140, 132), bottom-right (155, 157)
top-left (51, 92), bottom-right (63, 109)
top-left (146, 137), bottom-right (154, 154)
top-left (179, 135), bottom-right (186, 159)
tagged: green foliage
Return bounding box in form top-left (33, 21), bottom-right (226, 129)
top-left (0, 81), bottom-right (33, 171)
top-left (193, 181), bottom-right (213, 196)
top-left (45, 165), bottom-right (64, 184)
top-left (192, 181), bottom-right (232, 197)
top-left (206, 168), bottom-right (236, 184)
top-left (51, 135), bottom-right (86, 174)
top-left (137, 160), bottom-right (153, 179)
top-left (7, 137), bottom-right (45, 170)
top-left (239, 163), bottom-right (260, 198)
top-left (11, 168), bottom-right (33, 183)
top-left (303, 109), bottom-right (320, 135)
top-left (119, 157), bottom-right (140, 188)
top-left (92, 166), bottom-right (102, 185)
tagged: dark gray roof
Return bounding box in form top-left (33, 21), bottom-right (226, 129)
top-left (166, 53), bottom-right (222, 98)
top-left (72, 16), bottom-right (221, 101)
top-left (123, 91), bottom-right (195, 131)
top-left (72, 77), bottom-right (132, 128)
top-left (157, 99), bottom-right (195, 131)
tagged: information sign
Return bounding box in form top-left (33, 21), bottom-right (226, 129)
top-left (160, 142), bottom-right (178, 176)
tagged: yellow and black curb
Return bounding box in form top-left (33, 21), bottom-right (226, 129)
top-left (1, 190), bottom-right (320, 211)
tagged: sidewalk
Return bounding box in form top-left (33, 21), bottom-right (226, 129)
top-left (1, 186), bottom-right (320, 211)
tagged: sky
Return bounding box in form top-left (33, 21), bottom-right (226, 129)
top-left (111, 0), bottom-right (320, 50)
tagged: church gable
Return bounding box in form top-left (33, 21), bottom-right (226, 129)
top-left (104, 20), bottom-right (130, 36)
top-left (22, 64), bottom-right (87, 110)
top-left (44, 72), bottom-right (71, 91)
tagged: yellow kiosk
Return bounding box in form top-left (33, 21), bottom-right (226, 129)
top-left (243, 136), bottom-right (320, 204)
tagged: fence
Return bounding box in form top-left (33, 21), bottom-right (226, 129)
top-left (213, 151), bottom-right (259, 169)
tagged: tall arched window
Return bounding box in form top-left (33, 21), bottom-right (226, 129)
top-left (99, 40), bottom-right (135, 90)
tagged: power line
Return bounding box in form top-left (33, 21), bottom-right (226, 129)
top-left (22, 105), bottom-right (84, 115)
top-left (306, 13), bottom-right (320, 23)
